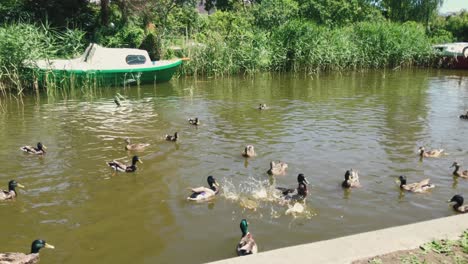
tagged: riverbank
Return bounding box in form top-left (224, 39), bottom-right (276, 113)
top-left (208, 214), bottom-right (468, 264)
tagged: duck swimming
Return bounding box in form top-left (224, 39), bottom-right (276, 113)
top-left (20, 142), bottom-right (46, 155)
top-left (451, 162), bottom-right (468, 178)
top-left (342, 169), bottom-right (360, 188)
top-left (165, 132), bottom-right (178, 142)
top-left (0, 239), bottom-right (54, 264)
top-left (187, 176), bottom-right (220, 201)
top-left (107, 155), bottom-right (142, 172)
top-left (398, 175), bottom-right (435, 193)
top-left (267, 161), bottom-right (288, 175)
top-left (418, 146), bottom-right (444, 158)
top-left (258, 104), bottom-right (267, 110)
top-left (448, 195), bottom-right (468, 213)
top-left (236, 219), bottom-right (258, 256)
top-left (124, 138), bottom-right (150, 151)
top-left (459, 111), bottom-right (468, 119)
top-left (0, 180), bottom-right (24, 200)
top-left (188, 118), bottom-right (200, 125)
top-left (242, 145), bottom-right (256, 158)
top-left (277, 173), bottom-right (309, 201)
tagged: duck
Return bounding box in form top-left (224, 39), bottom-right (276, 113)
top-left (188, 118), bottom-right (200, 126)
top-left (342, 169), bottom-right (360, 188)
top-left (451, 162), bottom-right (468, 178)
top-left (165, 132), bottom-right (178, 142)
top-left (107, 155), bottom-right (142, 172)
top-left (448, 195), bottom-right (468, 213)
top-left (236, 219), bottom-right (258, 256)
top-left (267, 161), bottom-right (288, 175)
top-left (0, 239), bottom-right (54, 263)
top-left (258, 104), bottom-right (267, 110)
top-left (187, 176), bottom-right (220, 201)
top-left (1, 180), bottom-right (25, 200)
top-left (398, 175), bottom-right (435, 193)
top-left (418, 146), bottom-right (444, 158)
top-left (459, 111), bottom-right (468, 119)
top-left (277, 173), bottom-right (309, 201)
top-left (20, 142), bottom-right (46, 155)
top-left (241, 145), bottom-right (256, 158)
top-left (114, 96), bottom-right (121, 107)
top-left (124, 138), bottom-right (150, 151)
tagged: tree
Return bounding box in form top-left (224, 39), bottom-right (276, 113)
top-left (379, 0), bottom-right (444, 27)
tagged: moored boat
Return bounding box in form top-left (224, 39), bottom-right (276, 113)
top-left (433, 42), bottom-right (468, 69)
top-left (29, 43), bottom-right (183, 87)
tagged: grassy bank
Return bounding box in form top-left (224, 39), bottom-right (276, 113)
top-left (354, 230), bottom-right (468, 264)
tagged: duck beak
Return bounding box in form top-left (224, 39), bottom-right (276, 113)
top-left (44, 243), bottom-right (55, 249)
top-left (17, 183), bottom-right (25, 188)
top-left (138, 159), bottom-right (143, 164)
top-left (214, 181), bottom-right (220, 187)
top-left (447, 199), bottom-right (454, 203)
top-left (303, 179), bottom-right (309, 185)
top-left (42, 145), bottom-right (47, 149)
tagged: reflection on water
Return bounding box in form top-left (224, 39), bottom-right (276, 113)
top-left (0, 69), bottom-right (468, 263)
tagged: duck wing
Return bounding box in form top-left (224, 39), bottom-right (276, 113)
top-left (276, 187), bottom-right (295, 195)
top-left (20, 146), bottom-right (37, 154)
top-left (237, 234), bottom-right (257, 255)
top-left (0, 190), bottom-right (12, 200)
top-left (0, 252), bottom-right (38, 263)
top-left (126, 143), bottom-right (150, 150)
top-left (107, 160), bottom-right (127, 172)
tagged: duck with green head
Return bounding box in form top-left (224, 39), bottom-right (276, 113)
top-left (398, 175), bottom-right (435, 193)
top-left (0, 239), bottom-right (54, 263)
top-left (237, 219), bottom-right (258, 256)
top-left (188, 118), bottom-right (200, 126)
top-left (165, 132), bottom-right (178, 142)
top-left (187, 176), bottom-right (220, 201)
top-left (1, 180), bottom-right (25, 200)
top-left (107, 155), bottom-right (142, 172)
top-left (20, 142), bottom-right (46, 155)
top-left (451, 162), bottom-right (468, 178)
top-left (277, 173), bottom-right (309, 201)
top-left (448, 195), bottom-right (468, 213)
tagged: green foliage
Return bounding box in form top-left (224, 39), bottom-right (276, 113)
top-left (428, 28), bottom-right (454, 44)
top-left (381, 0), bottom-right (443, 26)
top-left (445, 11), bottom-right (468, 41)
top-left (251, 0), bottom-right (299, 30)
top-left (95, 23), bottom-right (145, 48)
top-left (140, 32), bottom-right (161, 60)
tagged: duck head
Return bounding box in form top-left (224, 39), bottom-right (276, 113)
top-left (451, 162), bottom-right (460, 168)
top-left (31, 239), bottom-right (54, 254)
top-left (131, 156), bottom-right (143, 165)
top-left (243, 145), bottom-right (255, 157)
top-left (297, 173), bottom-right (309, 185)
top-left (124, 138), bottom-right (131, 144)
top-left (258, 104), bottom-right (267, 110)
top-left (398, 175), bottom-right (407, 187)
top-left (448, 194), bottom-right (464, 208)
top-left (37, 142), bottom-right (47, 152)
top-left (8, 180), bottom-right (24, 192)
top-left (418, 147), bottom-right (425, 155)
top-left (207, 176), bottom-right (219, 189)
top-left (240, 219), bottom-right (249, 237)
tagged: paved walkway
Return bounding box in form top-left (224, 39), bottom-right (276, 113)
top-left (208, 214), bottom-right (468, 264)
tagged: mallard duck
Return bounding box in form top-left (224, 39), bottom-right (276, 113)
top-left (459, 111), bottom-right (468, 119)
top-left (267, 161), bottom-right (288, 175)
top-left (188, 118), bottom-right (200, 126)
top-left (398, 175), bottom-right (435, 193)
top-left (107, 155), bottom-right (142, 172)
top-left (277, 173), bottom-right (309, 201)
top-left (448, 195), bottom-right (468, 213)
top-left (20, 142), bottom-right (46, 155)
top-left (124, 138), bottom-right (150, 151)
top-left (341, 169), bottom-right (360, 188)
top-left (451, 162), bottom-right (468, 178)
top-left (0, 239), bottom-right (54, 263)
top-left (241, 145), bottom-right (256, 158)
top-left (1, 180), bottom-right (24, 200)
top-left (165, 132), bottom-right (178, 142)
top-left (236, 219), bottom-right (258, 256)
top-left (418, 146), bottom-right (444, 158)
top-left (187, 176), bottom-right (220, 201)
top-left (258, 104), bottom-right (267, 110)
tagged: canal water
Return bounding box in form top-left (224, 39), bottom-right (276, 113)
top-left (0, 69), bottom-right (467, 263)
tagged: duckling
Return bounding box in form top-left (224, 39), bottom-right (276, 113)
top-left (0, 239), bottom-right (54, 264)
top-left (277, 173), bottom-right (309, 201)
top-left (124, 138), bottom-right (150, 151)
top-left (188, 118), bottom-right (200, 126)
top-left (241, 145), bottom-right (256, 158)
top-left (0, 180), bottom-right (25, 200)
top-left (20, 142), bottom-right (46, 155)
top-left (267, 161), bottom-right (288, 175)
top-left (107, 155), bottom-right (142, 172)
top-left (418, 146), bottom-right (444, 158)
top-left (165, 132), bottom-right (178, 142)
top-left (398, 175), bottom-right (435, 193)
top-left (451, 162), bottom-right (468, 178)
top-left (258, 104), bottom-right (267, 110)
top-left (342, 169), bottom-right (360, 188)
top-left (236, 219), bottom-right (258, 256)
top-left (448, 195), bottom-right (468, 213)
top-left (187, 176), bottom-right (220, 201)
top-left (459, 111), bottom-right (468, 119)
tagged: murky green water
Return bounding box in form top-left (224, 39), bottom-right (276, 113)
top-left (1, 69), bottom-right (468, 263)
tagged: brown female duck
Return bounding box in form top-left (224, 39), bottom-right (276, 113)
top-left (124, 138), bottom-right (150, 151)
top-left (418, 146), bottom-right (444, 158)
top-left (267, 161), bottom-right (288, 175)
top-left (398, 176), bottom-right (435, 193)
top-left (241, 145), bottom-right (256, 158)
